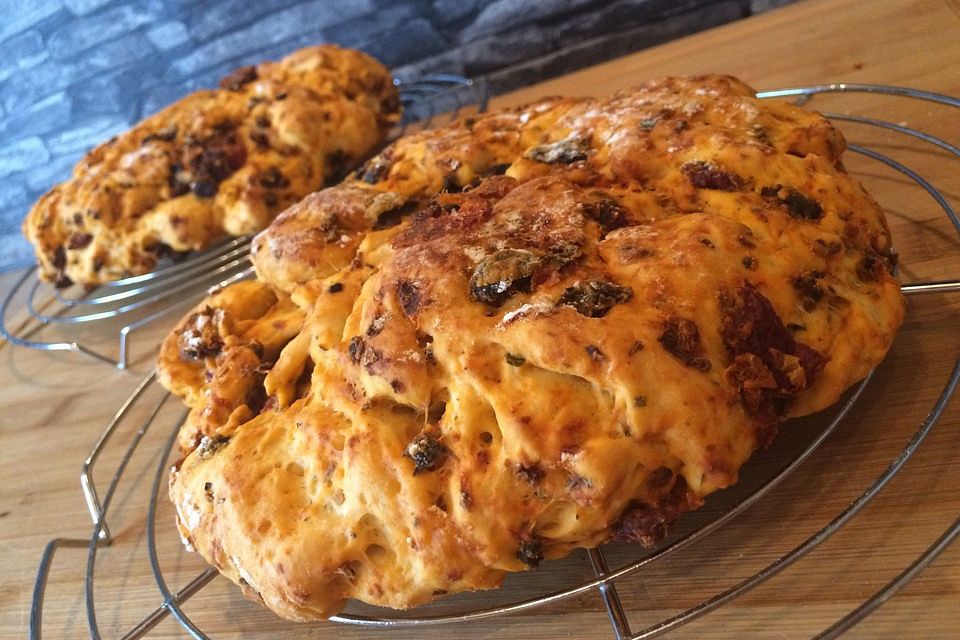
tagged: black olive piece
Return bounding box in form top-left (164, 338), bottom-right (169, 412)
top-left (366, 314), bottom-right (387, 337)
top-left (516, 539), bottom-right (544, 567)
top-left (784, 190), bottom-right (823, 220)
top-left (179, 309), bottom-right (224, 360)
top-left (505, 353), bottom-right (525, 366)
top-left (442, 174), bottom-right (461, 193)
top-left (792, 271), bottom-right (826, 309)
top-left (192, 181), bottom-right (217, 198)
top-left (761, 185), bottom-right (823, 221)
top-left (469, 249), bottom-right (540, 306)
top-left (258, 166), bottom-right (289, 189)
top-left (524, 137), bottom-right (589, 164)
top-left (373, 200), bottom-right (419, 231)
top-left (404, 433), bottom-right (446, 475)
top-left (358, 157), bottom-right (390, 184)
top-left (595, 199), bottom-right (629, 234)
top-left (323, 149), bottom-right (351, 186)
top-left (197, 434), bottom-right (230, 459)
top-left (348, 336), bottom-right (364, 363)
top-left (557, 279), bottom-right (632, 318)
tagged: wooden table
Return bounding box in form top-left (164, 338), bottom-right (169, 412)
top-left (2, 0), bottom-right (959, 637)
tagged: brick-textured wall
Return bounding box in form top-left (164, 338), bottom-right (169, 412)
top-left (0, 0), bottom-right (794, 269)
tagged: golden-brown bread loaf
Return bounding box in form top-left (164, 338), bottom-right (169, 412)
top-left (159, 75), bottom-right (905, 620)
top-left (22, 45), bottom-right (400, 287)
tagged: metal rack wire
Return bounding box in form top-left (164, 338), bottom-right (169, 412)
top-left (0, 74), bottom-right (488, 369)
top-left (28, 84), bottom-right (960, 639)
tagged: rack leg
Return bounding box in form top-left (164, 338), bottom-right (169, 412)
top-left (589, 547), bottom-right (632, 640)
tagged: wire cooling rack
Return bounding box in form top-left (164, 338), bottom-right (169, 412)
top-left (28, 84), bottom-right (960, 639)
top-left (0, 75), bottom-right (488, 369)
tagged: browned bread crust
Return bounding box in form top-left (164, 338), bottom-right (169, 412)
top-left (23, 45), bottom-right (399, 287)
top-left (159, 75), bottom-right (904, 620)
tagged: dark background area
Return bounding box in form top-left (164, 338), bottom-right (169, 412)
top-left (0, 0), bottom-right (793, 268)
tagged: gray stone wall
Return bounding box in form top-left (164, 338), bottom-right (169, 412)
top-left (0, 0), bottom-right (795, 268)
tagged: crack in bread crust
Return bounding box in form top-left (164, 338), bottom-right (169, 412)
top-left (159, 75), bottom-right (905, 621)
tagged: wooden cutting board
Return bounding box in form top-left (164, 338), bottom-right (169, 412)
top-left (2, 0), bottom-right (958, 637)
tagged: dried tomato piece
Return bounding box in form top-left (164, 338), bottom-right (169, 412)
top-left (682, 161), bottom-right (744, 191)
top-left (68, 233), bottom-right (92, 250)
top-left (182, 126), bottom-right (247, 198)
top-left (396, 280), bottom-right (421, 317)
top-left (659, 317), bottom-right (711, 371)
top-left (718, 284), bottom-right (828, 421)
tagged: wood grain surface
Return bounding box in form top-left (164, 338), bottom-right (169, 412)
top-left (2, 0), bottom-right (959, 638)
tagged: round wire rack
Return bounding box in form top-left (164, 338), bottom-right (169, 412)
top-left (28, 83), bottom-right (960, 639)
top-left (0, 74), bottom-right (488, 369)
